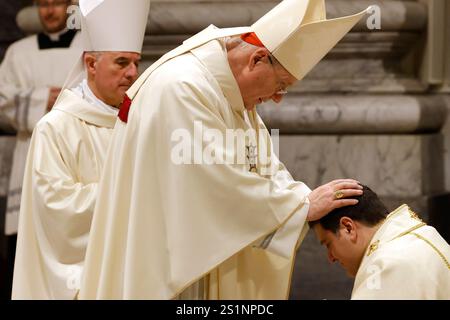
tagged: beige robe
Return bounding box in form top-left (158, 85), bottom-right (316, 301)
top-left (80, 37), bottom-right (311, 300)
top-left (0, 32), bottom-right (82, 235)
top-left (12, 88), bottom-right (117, 299)
top-left (352, 204), bottom-right (450, 300)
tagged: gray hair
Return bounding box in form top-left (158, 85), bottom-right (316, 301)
top-left (84, 51), bottom-right (105, 59)
top-left (226, 36), bottom-right (283, 68)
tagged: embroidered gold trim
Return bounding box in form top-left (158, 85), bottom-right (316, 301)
top-left (366, 222), bottom-right (426, 257)
top-left (407, 208), bottom-right (423, 222)
top-left (390, 223), bottom-right (427, 242)
top-left (385, 204), bottom-right (408, 220)
top-left (410, 232), bottom-right (450, 270)
top-left (367, 240), bottom-right (380, 256)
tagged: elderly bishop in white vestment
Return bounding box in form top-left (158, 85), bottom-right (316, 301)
top-left (80, 0), bottom-right (370, 299)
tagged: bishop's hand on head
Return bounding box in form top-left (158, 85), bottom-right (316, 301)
top-left (306, 179), bottom-right (363, 222)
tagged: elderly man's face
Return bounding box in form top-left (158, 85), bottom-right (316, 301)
top-left (313, 222), bottom-right (365, 278)
top-left (37, 0), bottom-right (70, 33)
top-left (86, 52), bottom-right (141, 107)
top-left (238, 49), bottom-right (296, 110)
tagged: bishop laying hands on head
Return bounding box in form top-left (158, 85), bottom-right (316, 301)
top-left (79, 0), bottom-right (372, 299)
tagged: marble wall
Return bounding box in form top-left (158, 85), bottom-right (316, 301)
top-left (279, 134), bottom-right (443, 213)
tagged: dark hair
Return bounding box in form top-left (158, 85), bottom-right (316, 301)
top-left (309, 185), bottom-right (389, 233)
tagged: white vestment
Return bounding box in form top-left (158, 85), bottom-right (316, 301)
top-left (80, 38), bottom-right (311, 300)
top-left (352, 204), bottom-right (450, 300)
top-left (0, 31), bottom-right (82, 235)
top-left (12, 83), bottom-right (118, 299)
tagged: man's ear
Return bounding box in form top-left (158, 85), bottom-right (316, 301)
top-left (84, 53), bottom-right (97, 76)
top-left (248, 48), bottom-right (271, 71)
top-left (339, 217), bottom-right (357, 242)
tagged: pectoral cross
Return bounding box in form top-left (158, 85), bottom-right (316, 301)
top-left (246, 144), bottom-right (257, 173)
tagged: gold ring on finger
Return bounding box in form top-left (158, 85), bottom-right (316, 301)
top-left (334, 190), bottom-right (344, 200)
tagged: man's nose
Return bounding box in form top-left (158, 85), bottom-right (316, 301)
top-left (125, 63), bottom-right (139, 80)
top-left (46, 5), bottom-right (55, 15)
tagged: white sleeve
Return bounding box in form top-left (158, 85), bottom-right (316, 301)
top-left (253, 160), bottom-right (311, 259)
top-left (254, 197), bottom-right (310, 259)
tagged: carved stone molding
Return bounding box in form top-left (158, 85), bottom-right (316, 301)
top-left (13, 0), bottom-right (429, 96)
top-left (258, 94), bottom-right (447, 134)
top-left (17, 1), bottom-right (427, 35)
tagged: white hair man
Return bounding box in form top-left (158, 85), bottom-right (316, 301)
top-left (80, 0), bottom-right (371, 299)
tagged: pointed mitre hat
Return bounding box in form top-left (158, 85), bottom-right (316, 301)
top-left (248, 0), bottom-right (369, 80)
top-left (60, 0), bottom-right (150, 91)
top-left (80, 0), bottom-right (149, 53)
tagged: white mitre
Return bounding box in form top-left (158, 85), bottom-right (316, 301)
top-left (251, 0), bottom-right (370, 80)
top-left (60, 0), bottom-right (150, 91)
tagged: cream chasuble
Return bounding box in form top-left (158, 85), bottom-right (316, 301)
top-left (12, 86), bottom-right (118, 299)
top-left (80, 38), bottom-right (311, 300)
top-left (352, 205), bottom-right (450, 300)
top-left (0, 31), bottom-right (82, 235)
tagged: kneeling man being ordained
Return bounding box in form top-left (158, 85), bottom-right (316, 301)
top-left (311, 185), bottom-right (450, 299)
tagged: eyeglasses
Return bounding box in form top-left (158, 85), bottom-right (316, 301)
top-left (267, 54), bottom-right (288, 96)
top-left (36, 0), bottom-right (70, 9)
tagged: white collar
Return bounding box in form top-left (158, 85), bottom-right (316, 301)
top-left (190, 38), bottom-right (246, 113)
top-left (53, 89), bottom-right (118, 128)
top-left (71, 79), bottom-right (119, 116)
top-left (45, 27), bottom-right (70, 41)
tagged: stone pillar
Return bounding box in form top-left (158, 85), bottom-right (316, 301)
top-left (427, 0), bottom-right (450, 250)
